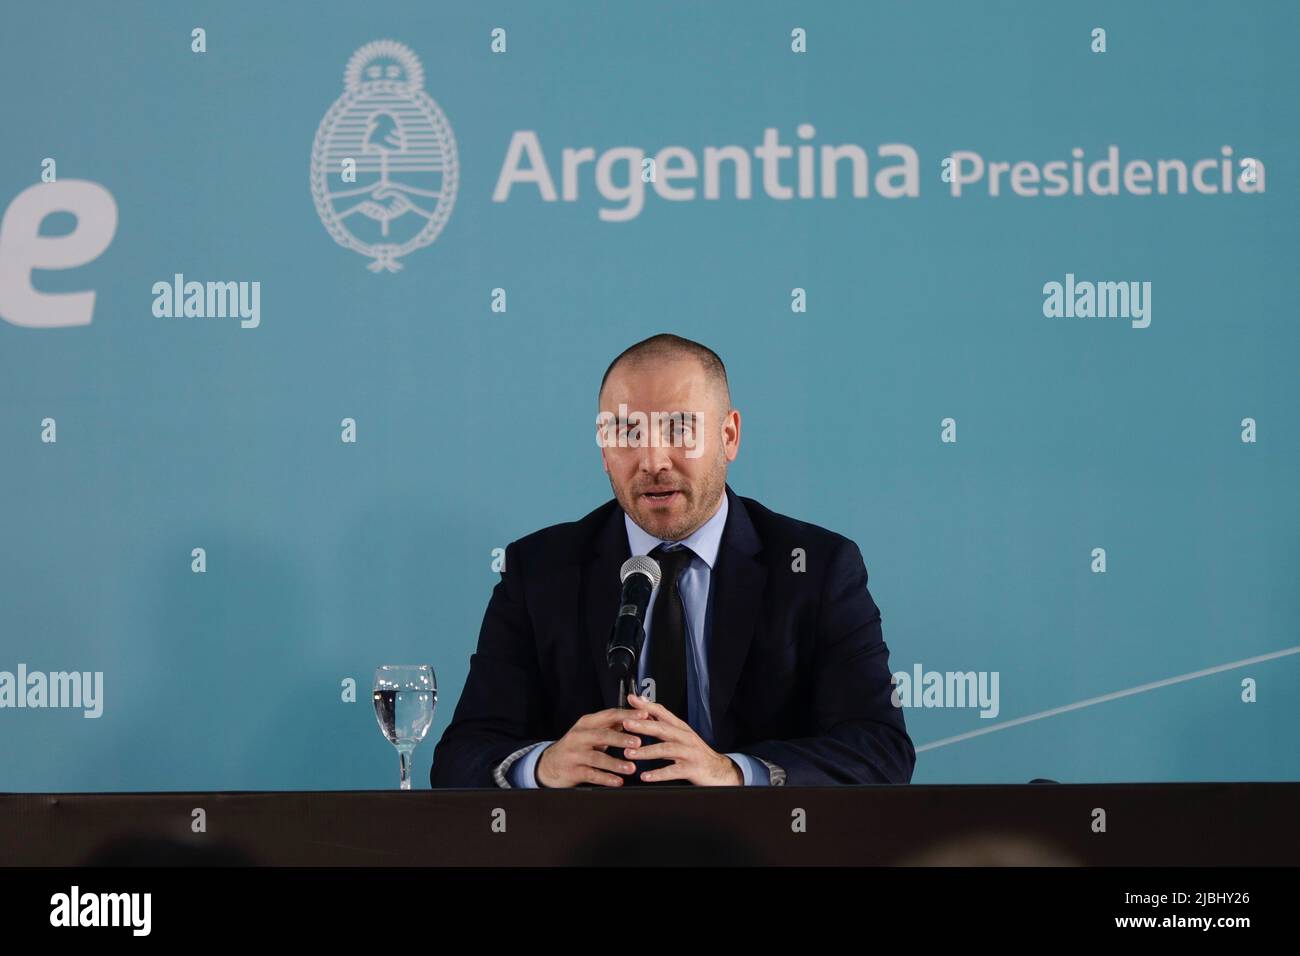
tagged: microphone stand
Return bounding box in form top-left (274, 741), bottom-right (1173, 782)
top-left (606, 627), bottom-right (676, 787)
top-left (607, 625), bottom-right (651, 786)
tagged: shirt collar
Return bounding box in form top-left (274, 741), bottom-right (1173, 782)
top-left (624, 490), bottom-right (729, 571)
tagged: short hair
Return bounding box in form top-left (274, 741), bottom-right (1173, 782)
top-left (598, 333), bottom-right (732, 412)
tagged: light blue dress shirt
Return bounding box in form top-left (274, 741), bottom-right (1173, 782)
top-left (506, 492), bottom-right (771, 787)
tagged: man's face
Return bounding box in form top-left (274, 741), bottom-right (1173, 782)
top-left (598, 355), bottom-right (740, 541)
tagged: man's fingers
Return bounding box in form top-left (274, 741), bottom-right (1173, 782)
top-left (621, 714), bottom-right (687, 744)
top-left (571, 750), bottom-right (635, 786)
top-left (624, 742), bottom-right (681, 762)
top-left (579, 707), bottom-right (649, 729)
top-left (640, 762), bottom-right (692, 783)
top-left (586, 751), bottom-right (637, 776)
top-left (582, 767), bottom-right (627, 787)
top-left (626, 693), bottom-right (689, 729)
top-left (576, 708), bottom-right (622, 728)
top-left (586, 729), bottom-right (642, 750)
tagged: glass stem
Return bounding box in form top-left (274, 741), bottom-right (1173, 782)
top-left (398, 745), bottom-right (415, 790)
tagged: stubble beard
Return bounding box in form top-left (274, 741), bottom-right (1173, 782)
top-left (612, 452), bottom-right (727, 542)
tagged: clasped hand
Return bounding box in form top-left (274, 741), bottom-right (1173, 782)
top-left (535, 692), bottom-right (742, 787)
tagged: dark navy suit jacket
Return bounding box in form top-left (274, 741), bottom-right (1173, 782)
top-left (428, 483), bottom-right (915, 788)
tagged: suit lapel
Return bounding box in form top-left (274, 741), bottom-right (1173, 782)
top-left (585, 502), bottom-right (631, 710)
top-left (707, 485), bottom-right (766, 732)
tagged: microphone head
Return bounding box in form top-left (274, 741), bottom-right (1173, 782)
top-left (620, 554), bottom-right (662, 589)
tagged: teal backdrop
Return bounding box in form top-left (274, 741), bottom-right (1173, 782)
top-left (1, 1), bottom-right (1296, 791)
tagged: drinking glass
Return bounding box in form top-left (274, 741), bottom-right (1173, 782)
top-left (372, 665), bottom-right (437, 790)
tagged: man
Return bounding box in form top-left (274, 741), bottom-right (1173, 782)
top-left (429, 333), bottom-right (914, 788)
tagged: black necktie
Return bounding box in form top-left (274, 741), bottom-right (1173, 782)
top-left (647, 543), bottom-right (694, 720)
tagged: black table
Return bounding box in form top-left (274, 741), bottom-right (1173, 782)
top-left (3, 783), bottom-right (1295, 866)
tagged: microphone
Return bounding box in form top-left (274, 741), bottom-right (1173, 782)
top-left (605, 555), bottom-right (661, 682)
top-left (604, 554), bottom-right (675, 787)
